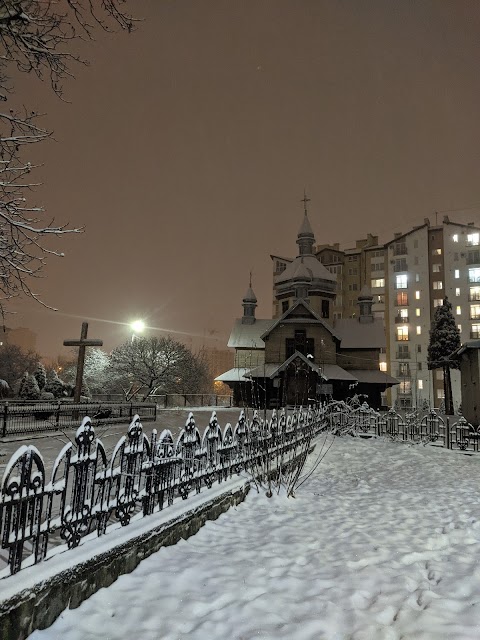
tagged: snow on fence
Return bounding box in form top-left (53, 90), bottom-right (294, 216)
top-left (327, 401), bottom-right (480, 451)
top-left (0, 406), bottom-right (322, 578)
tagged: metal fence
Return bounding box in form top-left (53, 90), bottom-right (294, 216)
top-left (92, 394), bottom-right (233, 408)
top-left (0, 406), bottom-right (322, 578)
top-left (326, 401), bottom-right (480, 452)
top-left (0, 401), bottom-right (157, 436)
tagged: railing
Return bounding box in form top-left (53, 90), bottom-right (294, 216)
top-left (393, 245), bottom-right (408, 256)
top-left (396, 350), bottom-right (411, 359)
top-left (0, 406), bottom-right (324, 578)
top-left (469, 293), bottom-right (480, 302)
top-left (92, 393), bottom-right (233, 408)
top-left (0, 401), bottom-right (157, 436)
top-left (394, 316), bottom-right (409, 323)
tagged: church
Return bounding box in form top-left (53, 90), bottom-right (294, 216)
top-left (216, 207), bottom-right (398, 409)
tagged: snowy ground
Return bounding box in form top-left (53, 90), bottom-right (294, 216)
top-left (29, 435), bottom-right (480, 640)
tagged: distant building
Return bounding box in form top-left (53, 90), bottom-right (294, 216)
top-left (217, 211), bottom-right (397, 408)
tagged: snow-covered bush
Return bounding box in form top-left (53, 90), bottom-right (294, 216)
top-left (33, 363), bottom-right (47, 391)
top-left (19, 374), bottom-right (41, 400)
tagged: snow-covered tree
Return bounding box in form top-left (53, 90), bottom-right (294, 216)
top-left (109, 336), bottom-right (209, 401)
top-left (63, 348), bottom-right (111, 395)
top-left (19, 373), bottom-right (40, 400)
top-left (44, 369), bottom-right (67, 399)
top-left (33, 362), bottom-right (47, 391)
top-left (0, 1), bottom-right (134, 314)
top-left (428, 297), bottom-right (461, 415)
top-left (0, 378), bottom-right (9, 398)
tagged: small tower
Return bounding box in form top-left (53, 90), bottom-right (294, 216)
top-left (296, 195), bottom-right (315, 256)
top-left (357, 285), bottom-right (374, 323)
top-left (241, 276), bottom-right (257, 325)
top-left (292, 258), bottom-right (311, 302)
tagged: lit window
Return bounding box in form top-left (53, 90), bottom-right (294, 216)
top-left (371, 278), bottom-right (385, 288)
top-left (416, 326), bottom-right (421, 335)
top-left (437, 389), bottom-right (445, 400)
top-left (400, 308), bottom-right (408, 318)
top-left (472, 324), bottom-right (480, 338)
top-left (455, 269), bottom-right (460, 279)
top-left (379, 362), bottom-right (387, 372)
top-left (456, 306), bottom-right (461, 315)
top-left (396, 274), bottom-right (408, 289)
top-left (433, 281), bottom-right (443, 290)
top-left (453, 234), bottom-right (459, 242)
top-left (436, 370), bottom-right (444, 381)
top-left (415, 273), bottom-right (420, 282)
top-left (396, 292), bottom-right (408, 305)
top-left (397, 326), bottom-right (409, 341)
top-left (432, 248), bottom-right (442, 256)
top-left (418, 380), bottom-right (423, 390)
top-left (456, 288), bottom-right (461, 296)
top-left (458, 324), bottom-right (462, 332)
top-left (415, 308), bottom-right (421, 316)
top-left (467, 233), bottom-right (480, 246)
top-left (471, 305), bottom-right (480, 319)
top-left (470, 286), bottom-right (480, 301)
top-left (415, 291), bottom-right (420, 300)
top-left (432, 264), bottom-right (442, 272)
top-left (434, 299), bottom-right (443, 307)
top-left (469, 268), bottom-right (480, 282)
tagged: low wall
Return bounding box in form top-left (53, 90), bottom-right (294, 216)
top-left (0, 482), bottom-right (250, 640)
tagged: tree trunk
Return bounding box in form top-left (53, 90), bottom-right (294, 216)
top-left (443, 364), bottom-right (454, 415)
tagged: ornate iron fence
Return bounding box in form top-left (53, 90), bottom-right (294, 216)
top-left (0, 406), bottom-right (324, 578)
top-left (0, 401), bottom-right (157, 436)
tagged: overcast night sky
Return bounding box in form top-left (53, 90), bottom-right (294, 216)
top-left (7, 0), bottom-right (480, 358)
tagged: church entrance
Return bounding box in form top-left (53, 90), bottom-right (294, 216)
top-left (284, 359), bottom-right (312, 406)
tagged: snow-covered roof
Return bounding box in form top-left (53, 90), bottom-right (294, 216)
top-left (274, 254), bottom-right (336, 285)
top-left (322, 364), bottom-right (358, 381)
top-left (346, 369), bottom-right (399, 386)
top-left (215, 368), bottom-right (251, 382)
top-left (334, 318), bottom-right (386, 349)
top-left (227, 319), bottom-right (275, 349)
top-left (261, 300), bottom-right (341, 341)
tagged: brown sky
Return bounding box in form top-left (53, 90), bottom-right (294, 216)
top-left (7, 0), bottom-right (480, 358)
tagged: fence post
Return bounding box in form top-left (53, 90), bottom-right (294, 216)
top-left (55, 401), bottom-right (61, 426)
top-left (129, 402), bottom-right (133, 421)
top-left (2, 402), bottom-right (8, 437)
top-left (154, 403), bottom-right (157, 422)
top-left (446, 417), bottom-right (450, 449)
top-left (215, 394), bottom-right (218, 407)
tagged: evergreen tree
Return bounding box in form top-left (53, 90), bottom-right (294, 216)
top-left (19, 374), bottom-right (41, 400)
top-left (428, 297), bottom-right (461, 415)
top-left (45, 369), bottom-right (67, 399)
top-left (16, 371), bottom-right (29, 397)
top-left (33, 363), bottom-right (47, 391)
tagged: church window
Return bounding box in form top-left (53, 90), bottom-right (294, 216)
top-left (321, 300), bottom-right (330, 318)
top-left (282, 301), bottom-right (289, 313)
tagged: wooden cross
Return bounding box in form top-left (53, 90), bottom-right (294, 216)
top-left (63, 322), bottom-right (103, 402)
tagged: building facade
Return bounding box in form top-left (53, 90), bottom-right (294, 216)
top-left (271, 213), bottom-right (480, 410)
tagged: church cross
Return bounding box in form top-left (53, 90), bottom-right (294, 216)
top-left (63, 322), bottom-right (103, 402)
top-left (301, 190), bottom-right (310, 215)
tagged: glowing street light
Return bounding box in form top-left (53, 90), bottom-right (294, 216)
top-left (131, 320), bottom-right (145, 334)
top-left (130, 320), bottom-right (145, 342)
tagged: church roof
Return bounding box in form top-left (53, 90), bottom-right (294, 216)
top-left (243, 286), bottom-right (257, 303)
top-left (227, 319), bottom-right (275, 349)
top-left (334, 317), bottom-right (386, 349)
top-left (346, 370), bottom-right (399, 386)
top-left (298, 213), bottom-right (314, 237)
top-left (260, 299), bottom-right (341, 341)
top-left (274, 254), bottom-right (336, 285)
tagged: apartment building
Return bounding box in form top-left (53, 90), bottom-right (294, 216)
top-left (271, 214), bottom-right (480, 409)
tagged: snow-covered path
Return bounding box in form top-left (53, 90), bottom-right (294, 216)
top-left (30, 436), bottom-right (480, 639)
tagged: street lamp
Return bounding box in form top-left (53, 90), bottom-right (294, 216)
top-left (130, 320), bottom-right (145, 341)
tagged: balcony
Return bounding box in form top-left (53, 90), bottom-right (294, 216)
top-left (396, 369), bottom-right (411, 378)
top-left (469, 293), bottom-right (480, 302)
top-left (394, 316), bottom-right (409, 323)
top-left (466, 251), bottom-right (480, 265)
top-left (470, 331), bottom-right (480, 339)
top-left (393, 244), bottom-right (408, 256)
top-left (469, 276), bottom-right (480, 284)
top-left (396, 350), bottom-right (411, 359)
